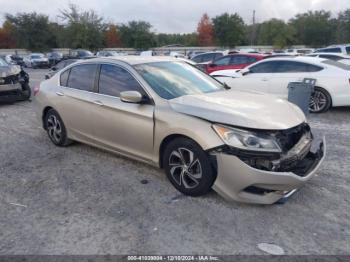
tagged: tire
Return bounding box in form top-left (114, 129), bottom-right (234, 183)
top-left (44, 109), bottom-right (72, 146)
top-left (309, 87), bottom-right (332, 113)
top-left (20, 83), bottom-right (31, 101)
top-left (163, 138), bottom-right (216, 197)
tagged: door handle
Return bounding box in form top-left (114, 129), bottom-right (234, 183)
top-left (56, 91), bottom-right (64, 96)
top-left (93, 100), bottom-right (104, 106)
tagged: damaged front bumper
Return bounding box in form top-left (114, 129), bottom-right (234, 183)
top-left (211, 137), bottom-right (326, 204)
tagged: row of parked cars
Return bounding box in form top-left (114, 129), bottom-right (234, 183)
top-left (188, 44), bottom-right (350, 113)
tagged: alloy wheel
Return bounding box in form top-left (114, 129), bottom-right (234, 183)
top-left (168, 147), bottom-right (202, 189)
top-left (47, 115), bottom-right (62, 143)
top-left (309, 90), bottom-right (327, 113)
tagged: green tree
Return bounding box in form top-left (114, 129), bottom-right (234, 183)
top-left (336, 9), bottom-right (350, 43)
top-left (212, 13), bottom-right (245, 47)
top-left (5, 12), bottom-right (57, 51)
top-left (289, 10), bottom-right (336, 46)
top-left (119, 21), bottom-right (155, 49)
top-left (257, 19), bottom-right (295, 48)
top-left (59, 4), bottom-right (106, 50)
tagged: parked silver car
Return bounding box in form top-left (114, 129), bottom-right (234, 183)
top-left (34, 57), bottom-right (326, 204)
top-left (0, 57), bottom-right (30, 103)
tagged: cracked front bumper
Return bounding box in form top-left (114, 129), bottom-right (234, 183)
top-left (212, 137), bottom-right (326, 204)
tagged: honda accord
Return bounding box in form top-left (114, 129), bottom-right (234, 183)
top-left (34, 57), bottom-right (326, 204)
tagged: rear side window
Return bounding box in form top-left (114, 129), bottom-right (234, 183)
top-left (214, 56), bottom-right (231, 65)
top-left (98, 64), bottom-right (145, 97)
top-left (249, 61), bottom-right (277, 73)
top-left (318, 47), bottom-right (342, 53)
top-left (274, 61), bottom-right (323, 73)
top-left (60, 69), bottom-right (70, 86)
top-left (230, 55), bottom-right (257, 65)
top-left (67, 64), bottom-right (98, 91)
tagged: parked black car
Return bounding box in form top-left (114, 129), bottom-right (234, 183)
top-left (47, 51), bottom-right (63, 66)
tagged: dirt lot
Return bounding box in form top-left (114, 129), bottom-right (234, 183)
top-left (0, 68), bottom-right (349, 255)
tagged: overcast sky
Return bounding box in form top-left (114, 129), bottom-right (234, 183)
top-left (0, 0), bottom-right (348, 33)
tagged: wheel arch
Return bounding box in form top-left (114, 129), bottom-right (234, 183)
top-left (314, 85), bottom-right (333, 108)
top-left (159, 134), bottom-right (196, 168)
top-left (314, 85), bottom-right (333, 107)
top-left (42, 106), bottom-right (54, 130)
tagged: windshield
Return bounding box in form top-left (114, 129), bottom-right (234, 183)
top-left (134, 61), bottom-right (224, 100)
top-left (0, 58), bottom-right (8, 66)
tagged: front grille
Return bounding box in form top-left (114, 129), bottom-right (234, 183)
top-left (274, 123), bottom-right (310, 152)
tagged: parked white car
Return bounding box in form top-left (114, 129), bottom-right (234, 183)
top-left (315, 44), bottom-right (350, 55)
top-left (211, 57), bottom-right (350, 113)
top-left (285, 48), bottom-right (314, 55)
top-left (306, 52), bottom-right (350, 61)
top-left (24, 53), bottom-right (49, 68)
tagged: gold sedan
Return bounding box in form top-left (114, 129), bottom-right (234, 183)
top-left (34, 56), bottom-right (325, 204)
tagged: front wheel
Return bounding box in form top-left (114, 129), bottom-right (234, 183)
top-left (44, 109), bottom-right (72, 146)
top-left (309, 87), bottom-right (332, 113)
top-left (163, 138), bottom-right (216, 197)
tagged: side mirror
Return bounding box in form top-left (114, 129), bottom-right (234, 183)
top-left (120, 91), bottom-right (143, 103)
top-left (241, 68), bottom-right (250, 76)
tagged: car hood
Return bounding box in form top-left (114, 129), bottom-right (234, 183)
top-left (169, 90), bottom-right (306, 130)
top-left (0, 65), bottom-right (21, 77)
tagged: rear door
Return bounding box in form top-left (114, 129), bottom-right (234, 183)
top-left (266, 61), bottom-right (322, 98)
top-left (89, 63), bottom-right (154, 162)
top-left (228, 55), bottom-right (258, 70)
top-left (55, 64), bottom-right (98, 141)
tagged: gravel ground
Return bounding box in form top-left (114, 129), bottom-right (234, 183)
top-left (0, 69), bottom-right (349, 255)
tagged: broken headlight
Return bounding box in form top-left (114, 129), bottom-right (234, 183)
top-left (212, 124), bottom-right (282, 153)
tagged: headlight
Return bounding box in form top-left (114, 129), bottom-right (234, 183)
top-left (212, 124), bottom-right (282, 153)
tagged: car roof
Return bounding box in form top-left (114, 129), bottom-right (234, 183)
top-left (79, 56), bottom-right (180, 65)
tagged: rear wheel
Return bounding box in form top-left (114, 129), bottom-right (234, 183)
top-left (309, 87), bottom-right (331, 113)
top-left (163, 138), bottom-right (216, 197)
top-left (44, 109), bottom-right (72, 146)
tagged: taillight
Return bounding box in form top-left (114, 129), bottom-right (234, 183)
top-left (33, 85), bottom-right (40, 96)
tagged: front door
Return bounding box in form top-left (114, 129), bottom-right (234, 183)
top-left (90, 64), bottom-right (154, 162)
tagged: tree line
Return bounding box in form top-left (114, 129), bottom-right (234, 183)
top-left (0, 4), bottom-right (350, 51)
